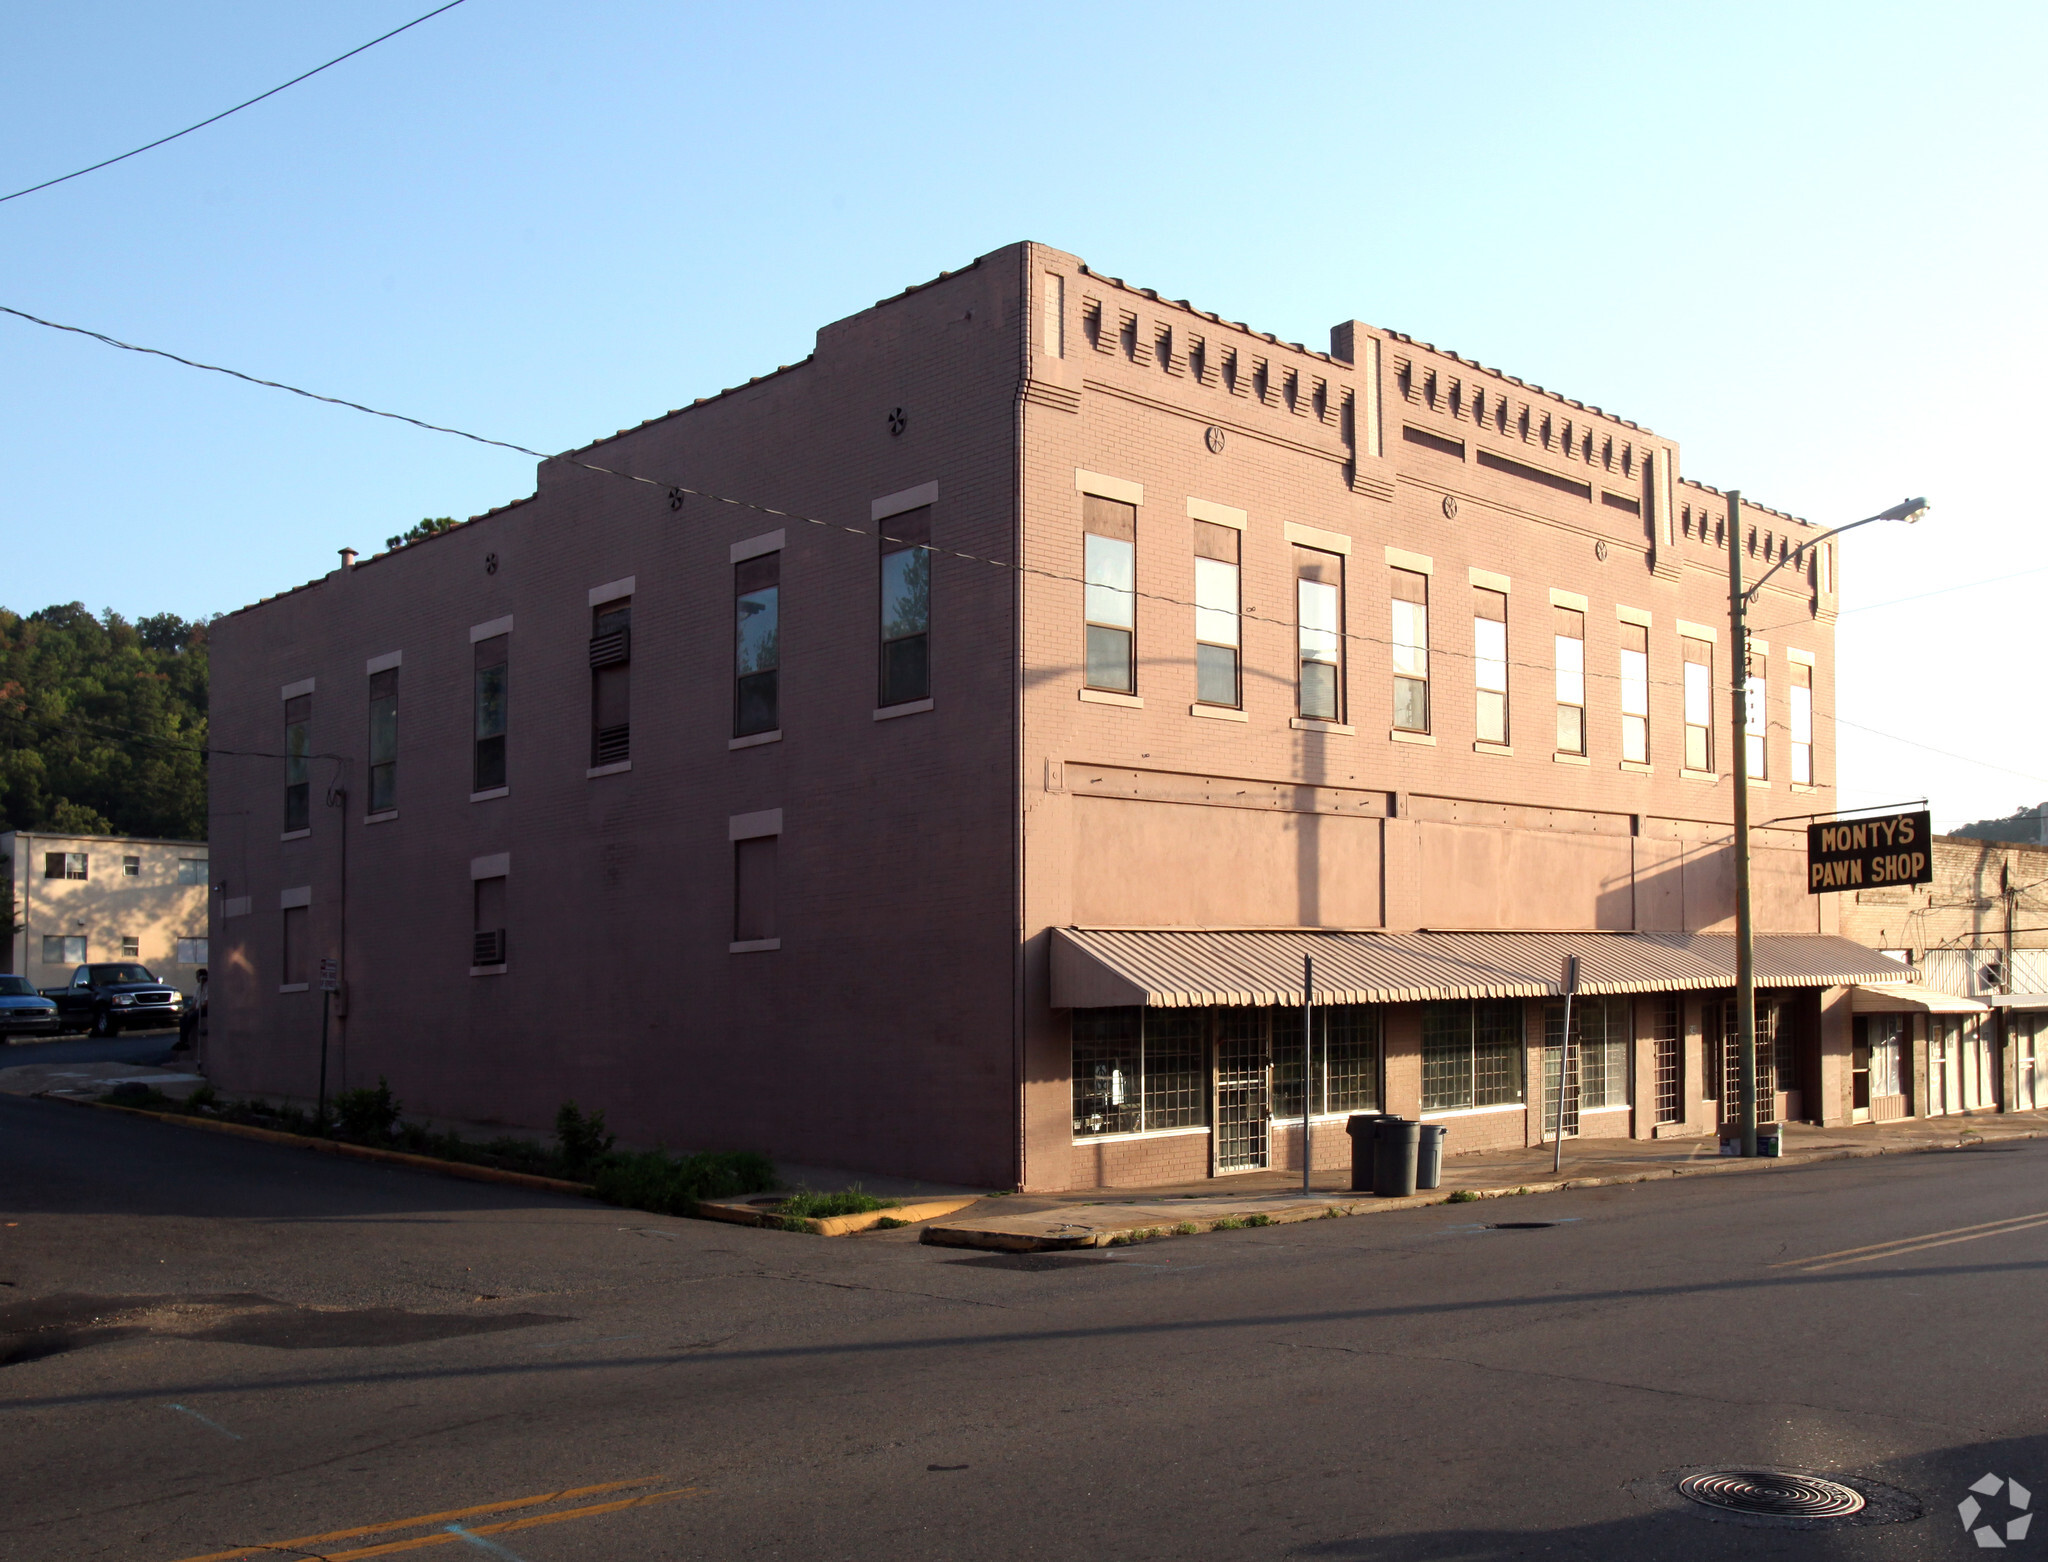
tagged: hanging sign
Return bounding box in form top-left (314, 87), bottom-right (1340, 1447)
top-left (1807, 810), bottom-right (1932, 893)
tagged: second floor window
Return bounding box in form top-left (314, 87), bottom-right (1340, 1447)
top-left (735, 553), bottom-right (781, 735)
top-left (1554, 607), bottom-right (1586, 755)
top-left (473, 874), bottom-right (507, 967)
top-left (1791, 662), bottom-right (1813, 784)
top-left (1298, 548), bottom-right (1343, 721)
top-left (284, 694), bottom-right (311, 831)
top-left (44, 852), bottom-right (87, 880)
top-left (1193, 521), bottom-right (1240, 707)
top-left (1682, 637), bottom-right (1713, 772)
top-left (1083, 496), bottom-right (1136, 693)
top-left (1745, 654), bottom-right (1768, 779)
top-left (473, 636), bottom-right (508, 790)
top-left (176, 857), bottom-right (208, 885)
top-left (367, 668), bottom-right (398, 812)
top-left (1390, 568), bottom-right (1428, 732)
top-left (591, 598), bottom-right (631, 765)
top-left (879, 509), bottom-right (931, 707)
top-left (1473, 587), bottom-right (1507, 744)
top-left (1619, 622), bottom-right (1649, 764)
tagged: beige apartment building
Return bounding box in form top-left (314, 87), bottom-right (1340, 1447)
top-left (2, 830), bottom-right (211, 995)
top-left (207, 241), bottom-right (1909, 1190)
top-left (1837, 832), bottom-right (2048, 1119)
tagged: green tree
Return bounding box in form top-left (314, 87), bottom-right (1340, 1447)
top-left (0, 603), bottom-right (210, 840)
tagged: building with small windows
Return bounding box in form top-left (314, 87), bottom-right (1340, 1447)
top-left (1, 831), bottom-right (211, 997)
top-left (206, 242), bottom-right (1913, 1190)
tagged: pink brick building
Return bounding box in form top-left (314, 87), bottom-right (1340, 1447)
top-left (206, 241), bottom-right (1907, 1190)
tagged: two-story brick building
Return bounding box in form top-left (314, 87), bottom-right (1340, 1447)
top-left (205, 241), bottom-right (1908, 1189)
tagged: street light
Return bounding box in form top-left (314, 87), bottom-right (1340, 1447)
top-left (1726, 493), bottom-right (1929, 1157)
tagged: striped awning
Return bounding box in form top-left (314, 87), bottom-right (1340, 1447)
top-left (1051, 927), bottom-right (1921, 1009)
top-left (1851, 983), bottom-right (1987, 1015)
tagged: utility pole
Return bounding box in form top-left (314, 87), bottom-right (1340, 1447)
top-left (1729, 490), bottom-right (1759, 1159)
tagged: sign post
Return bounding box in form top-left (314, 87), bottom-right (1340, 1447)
top-left (316, 957), bottom-right (340, 1132)
top-left (1552, 954), bottom-right (1579, 1175)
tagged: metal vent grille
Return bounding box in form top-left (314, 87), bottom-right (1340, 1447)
top-left (592, 724), bottom-right (630, 766)
top-left (589, 628), bottom-right (630, 668)
top-left (473, 928), bottom-right (506, 967)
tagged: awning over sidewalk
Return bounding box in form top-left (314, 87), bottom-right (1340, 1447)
top-left (1988, 993), bottom-right (2048, 1011)
top-left (1051, 928), bottom-right (1919, 1009)
top-left (1850, 983), bottom-right (1988, 1015)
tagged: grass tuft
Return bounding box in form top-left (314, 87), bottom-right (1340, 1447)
top-left (1243, 1213), bottom-right (1274, 1227)
top-left (777, 1186), bottom-right (897, 1221)
top-left (1446, 1188), bottom-right (1480, 1203)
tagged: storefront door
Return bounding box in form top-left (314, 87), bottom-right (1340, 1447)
top-left (1214, 1013), bottom-right (1269, 1172)
top-left (1931, 1019), bottom-right (1958, 1115)
top-left (2018, 1016), bottom-right (2044, 1112)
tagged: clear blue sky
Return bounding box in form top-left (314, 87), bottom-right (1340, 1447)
top-left (3, 2), bottom-right (2042, 827)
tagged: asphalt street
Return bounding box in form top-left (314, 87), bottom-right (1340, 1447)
top-left (1, 1031), bottom-right (184, 1071)
top-left (2, 1096), bottom-right (2043, 1562)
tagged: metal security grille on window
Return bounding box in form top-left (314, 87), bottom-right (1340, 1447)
top-left (1273, 1007), bottom-right (1382, 1118)
top-left (473, 929), bottom-right (506, 966)
top-left (1422, 1000), bottom-right (1523, 1112)
top-left (1654, 998), bottom-right (1681, 1123)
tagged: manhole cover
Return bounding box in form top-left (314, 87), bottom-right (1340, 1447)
top-left (1678, 1470), bottom-right (1866, 1520)
top-left (1489, 1221), bottom-right (1557, 1229)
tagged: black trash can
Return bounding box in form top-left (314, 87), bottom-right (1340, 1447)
top-left (1415, 1123), bottom-right (1448, 1190)
top-left (1344, 1113), bottom-right (1392, 1193)
top-left (1373, 1118), bottom-right (1420, 1198)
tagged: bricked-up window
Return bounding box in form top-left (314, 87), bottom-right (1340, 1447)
top-left (1545, 994), bottom-right (1629, 1113)
top-left (733, 836), bottom-right (777, 942)
top-left (1682, 637), bottom-right (1713, 771)
top-left (734, 553), bottom-right (781, 735)
top-left (1083, 496), bottom-right (1136, 693)
top-left (281, 905), bottom-right (308, 986)
top-left (1790, 661), bottom-right (1813, 784)
top-left (590, 598), bottom-right (631, 765)
top-left (1070, 1009), bottom-right (1206, 1137)
top-left (283, 694), bottom-right (312, 831)
top-left (473, 636), bottom-right (508, 790)
top-left (878, 508), bottom-right (931, 707)
top-left (367, 668), bottom-right (398, 811)
top-left (1619, 622), bottom-right (1650, 764)
top-left (1421, 999), bottom-right (1524, 1111)
top-left (1193, 521), bottom-right (1241, 707)
top-left (1298, 549), bottom-right (1343, 721)
top-left (1745, 653), bottom-right (1768, 779)
top-left (1274, 1006), bottom-right (1383, 1119)
top-left (1390, 569), bottom-right (1429, 731)
top-left (1043, 272), bottom-right (1064, 357)
top-left (44, 852), bottom-right (87, 880)
top-left (472, 875), bottom-right (507, 967)
top-left (1554, 606), bottom-right (1586, 755)
top-left (43, 934), bottom-right (86, 964)
top-left (1473, 587), bottom-right (1508, 744)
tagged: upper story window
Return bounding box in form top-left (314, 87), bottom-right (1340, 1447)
top-left (1297, 548), bottom-right (1343, 721)
top-left (1390, 568), bottom-right (1429, 732)
top-left (591, 597), bottom-right (632, 765)
top-left (1554, 607), bottom-right (1586, 755)
top-left (176, 857), bottom-right (209, 886)
top-left (1193, 521), bottom-right (1241, 708)
top-left (1682, 637), bottom-right (1713, 772)
top-left (1083, 496), bottom-right (1136, 694)
top-left (879, 508), bottom-right (931, 708)
top-left (367, 667), bottom-right (398, 812)
top-left (1790, 662), bottom-right (1813, 784)
top-left (44, 852), bottom-right (87, 880)
top-left (734, 553), bottom-right (781, 735)
top-left (122, 855), bottom-right (140, 877)
top-left (473, 636), bottom-right (509, 791)
top-left (1473, 587), bottom-right (1508, 744)
top-left (1745, 653), bottom-right (1768, 779)
top-left (1619, 622), bottom-right (1649, 764)
top-left (284, 694), bottom-right (312, 831)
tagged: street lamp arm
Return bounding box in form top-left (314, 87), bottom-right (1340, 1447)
top-left (1741, 498), bottom-right (1928, 603)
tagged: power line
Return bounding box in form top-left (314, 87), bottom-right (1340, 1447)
top-left (0, 1), bottom-right (469, 207)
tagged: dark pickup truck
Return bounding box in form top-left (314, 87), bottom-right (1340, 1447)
top-left (42, 963), bottom-right (186, 1037)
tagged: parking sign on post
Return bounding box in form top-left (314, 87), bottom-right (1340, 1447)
top-left (318, 958), bottom-right (340, 992)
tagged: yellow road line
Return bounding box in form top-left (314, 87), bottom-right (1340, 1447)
top-left (166, 1480), bottom-right (653, 1561)
top-left (321, 1488), bottom-right (703, 1560)
top-left (1769, 1210), bottom-right (2048, 1269)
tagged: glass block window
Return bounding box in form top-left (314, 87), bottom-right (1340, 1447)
top-left (1545, 994), bottom-right (1631, 1112)
top-left (1273, 1005), bottom-right (1383, 1119)
top-left (1142, 1012), bottom-right (1206, 1130)
top-left (1422, 1000), bottom-right (1524, 1111)
top-left (1072, 1007), bottom-right (1143, 1136)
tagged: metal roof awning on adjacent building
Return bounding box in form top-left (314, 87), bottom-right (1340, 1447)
top-left (1849, 983), bottom-right (1988, 1015)
top-left (1987, 992), bottom-right (2048, 1011)
top-left (1050, 927), bottom-right (1923, 1010)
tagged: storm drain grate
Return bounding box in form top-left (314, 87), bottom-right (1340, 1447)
top-left (1677, 1470), bottom-right (1867, 1520)
top-left (1488, 1221), bottom-right (1557, 1230)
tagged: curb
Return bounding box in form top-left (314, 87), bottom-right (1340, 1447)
top-left (920, 1128), bottom-right (2048, 1251)
top-left (700, 1195), bottom-right (983, 1236)
top-left (60, 1097), bottom-right (598, 1198)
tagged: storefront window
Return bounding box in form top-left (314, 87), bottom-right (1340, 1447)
top-left (1422, 1000), bottom-right (1524, 1111)
top-left (1072, 1009), bottom-right (1206, 1137)
top-left (1273, 1006), bottom-right (1383, 1119)
top-left (1543, 995), bottom-right (1631, 1111)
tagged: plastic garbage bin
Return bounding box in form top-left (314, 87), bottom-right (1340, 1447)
top-left (1415, 1122), bottom-right (1448, 1190)
top-left (1373, 1118), bottom-right (1420, 1198)
top-left (1345, 1113), bottom-right (1392, 1192)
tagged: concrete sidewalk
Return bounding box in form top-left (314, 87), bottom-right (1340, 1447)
top-left (923, 1110), bottom-right (2048, 1251)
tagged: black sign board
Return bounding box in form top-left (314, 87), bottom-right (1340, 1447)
top-left (1807, 810), bottom-right (1932, 894)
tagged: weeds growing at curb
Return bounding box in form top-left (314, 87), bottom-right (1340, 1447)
top-left (871, 1216), bottom-right (911, 1230)
top-left (777, 1187), bottom-right (898, 1221)
top-left (1172, 1221), bottom-right (1200, 1235)
top-left (1243, 1213), bottom-right (1274, 1227)
top-left (594, 1149), bottom-right (778, 1217)
top-left (1446, 1189), bottom-right (1480, 1203)
top-left (1211, 1216), bottom-right (1245, 1231)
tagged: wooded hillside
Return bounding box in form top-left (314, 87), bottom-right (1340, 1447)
top-left (0, 604), bottom-right (209, 841)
